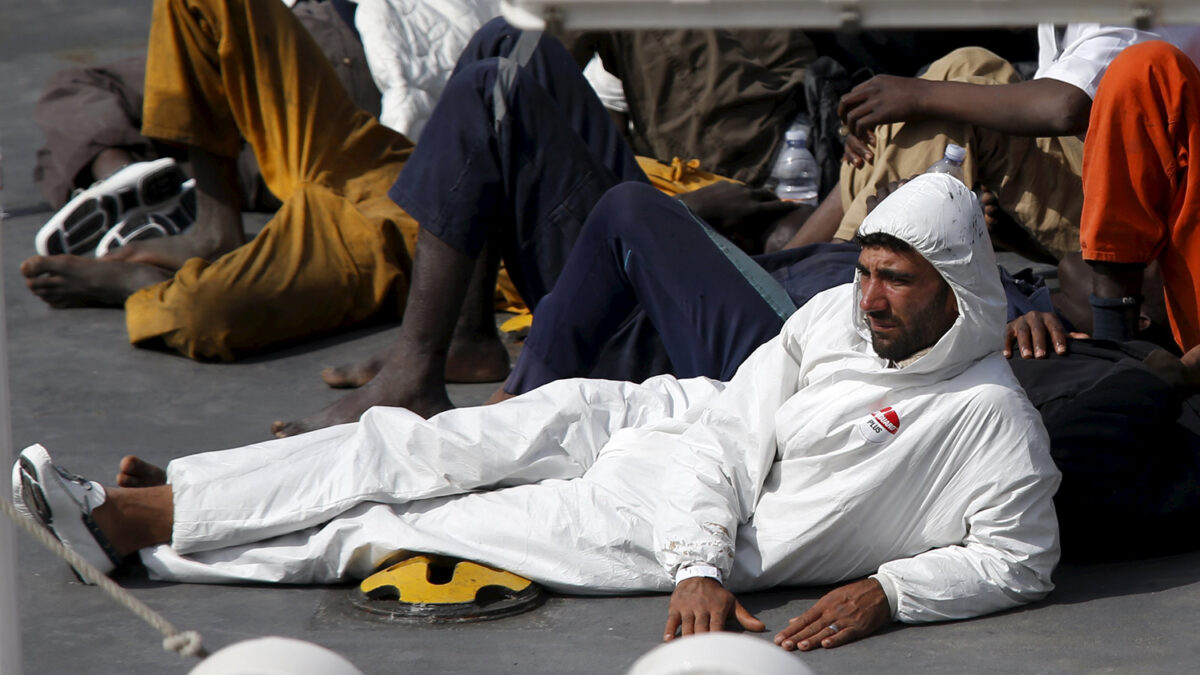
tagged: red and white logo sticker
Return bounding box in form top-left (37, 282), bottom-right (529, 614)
top-left (858, 406), bottom-right (901, 444)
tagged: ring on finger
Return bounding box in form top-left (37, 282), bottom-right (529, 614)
top-left (826, 623), bottom-right (840, 634)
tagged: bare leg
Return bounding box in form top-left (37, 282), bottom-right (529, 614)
top-left (272, 229), bottom-right (481, 436)
top-left (90, 147), bottom-right (134, 182)
top-left (116, 456), bottom-right (167, 488)
top-left (102, 147), bottom-right (246, 269)
top-left (979, 187), bottom-right (1058, 265)
top-left (780, 186), bottom-right (847, 250)
top-left (89, 485), bottom-right (175, 557)
top-left (321, 245), bottom-right (509, 388)
top-left (444, 240), bottom-right (510, 383)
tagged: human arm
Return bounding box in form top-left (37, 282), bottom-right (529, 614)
top-left (773, 578), bottom-right (891, 651)
top-left (872, 399), bottom-right (1060, 622)
top-left (678, 181), bottom-right (805, 254)
top-left (654, 313), bottom-right (809, 634)
top-left (839, 75), bottom-right (1091, 144)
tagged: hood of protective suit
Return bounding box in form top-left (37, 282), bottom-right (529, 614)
top-left (853, 173), bottom-right (1006, 377)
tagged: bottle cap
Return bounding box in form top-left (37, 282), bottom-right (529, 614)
top-left (785, 129), bottom-right (807, 143)
top-left (944, 143), bottom-right (966, 163)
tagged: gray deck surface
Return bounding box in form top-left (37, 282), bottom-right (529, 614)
top-left (3, 3), bottom-right (1200, 673)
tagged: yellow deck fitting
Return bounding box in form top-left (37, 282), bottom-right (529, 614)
top-left (352, 554), bottom-right (544, 623)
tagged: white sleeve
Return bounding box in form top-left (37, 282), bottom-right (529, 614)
top-left (356, 0), bottom-right (501, 140)
top-left (1034, 23), bottom-right (1157, 99)
top-left (873, 405), bottom-right (1061, 623)
top-left (653, 311), bottom-right (806, 580)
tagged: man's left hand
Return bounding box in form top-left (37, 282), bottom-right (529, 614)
top-left (773, 578), bottom-right (891, 651)
top-left (678, 182), bottom-right (802, 254)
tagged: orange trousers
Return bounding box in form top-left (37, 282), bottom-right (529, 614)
top-left (1080, 41), bottom-right (1200, 351)
top-left (129, 0), bottom-right (417, 360)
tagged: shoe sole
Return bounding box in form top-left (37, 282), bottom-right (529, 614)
top-left (94, 179), bottom-right (197, 258)
top-left (11, 445), bottom-right (121, 581)
top-left (35, 159), bottom-right (189, 257)
top-left (18, 456), bottom-right (53, 524)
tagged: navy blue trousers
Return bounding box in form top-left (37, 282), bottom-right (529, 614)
top-left (509, 183), bottom-right (830, 393)
top-left (389, 18), bottom-right (646, 304)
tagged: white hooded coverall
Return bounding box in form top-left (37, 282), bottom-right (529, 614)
top-left (142, 174), bottom-right (1060, 625)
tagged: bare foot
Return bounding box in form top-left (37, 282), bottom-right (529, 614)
top-left (445, 333), bottom-right (511, 383)
top-left (116, 456), bottom-right (167, 488)
top-left (978, 187), bottom-right (1057, 265)
top-left (21, 255), bottom-right (172, 307)
top-left (274, 338), bottom-right (463, 437)
top-left (321, 350), bottom-right (387, 389)
top-left (322, 333), bottom-right (510, 389)
top-left (101, 225), bottom-right (244, 271)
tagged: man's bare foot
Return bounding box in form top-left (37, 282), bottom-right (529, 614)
top-left (116, 456), bottom-right (167, 488)
top-left (321, 350), bottom-right (388, 389)
top-left (21, 255), bottom-right (172, 307)
top-left (445, 333), bottom-right (510, 382)
top-left (273, 363), bottom-right (453, 437)
top-left (322, 333), bottom-right (510, 389)
top-left (275, 333), bottom-right (485, 436)
top-left (101, 225), bottom-right (245, 271)
top-left (978, 187), bottom-right (1057, 265)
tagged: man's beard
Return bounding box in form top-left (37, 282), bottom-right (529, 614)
top-left (868, 285), bottom-right (955, 362)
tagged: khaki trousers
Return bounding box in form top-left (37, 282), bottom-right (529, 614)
top-left (835, 47), bottom-right (1084, 261)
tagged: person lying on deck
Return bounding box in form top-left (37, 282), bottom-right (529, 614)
top-left (12, 175), bottom-right (1059, 650)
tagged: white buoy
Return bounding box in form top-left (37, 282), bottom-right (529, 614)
top-left (188, 637), bottom-right (364, 675)
top-left (628, 633), bottom-right (815, 675)
top-left (0, 137), bottom-right (25, 675)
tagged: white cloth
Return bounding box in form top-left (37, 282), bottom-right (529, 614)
top-left (583, 54), bottom-right (628, 113)
top-left (353, 0), bottom-right (500, 140)
top-left (141, 174), bottom-right (1060, 625)
top-left (1034, 23), bottom-right (1157, 98)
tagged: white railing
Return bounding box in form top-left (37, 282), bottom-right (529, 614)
top-left (0, 140), bottom-right (22, 675)
top-left (501, 0), bottom-right (1200, 31)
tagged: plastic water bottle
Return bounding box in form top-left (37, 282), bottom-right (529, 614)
top-left (772, 128), bottom-right (819, 205)
top-left (926, 143), bottom-right (966, 181)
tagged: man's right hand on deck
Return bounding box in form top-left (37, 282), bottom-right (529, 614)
top-left (663, 576), bottom-right (765, 641)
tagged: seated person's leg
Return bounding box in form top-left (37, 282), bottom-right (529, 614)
top-left (507, 183), bottom-right (797, 395)
top-left (274, 36), bottom-right (648, 434)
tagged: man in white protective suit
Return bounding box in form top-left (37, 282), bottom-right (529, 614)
top-left (12, 174), bottom-right (1060, 651)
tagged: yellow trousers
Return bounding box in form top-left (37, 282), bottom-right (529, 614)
top-left (129, 0), bottom-right (417, 360)
top-left (836, 47), bottom-right (1084, 260)
top-left (130, 0), bottom-right (727, 360)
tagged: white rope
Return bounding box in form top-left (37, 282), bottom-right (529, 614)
top-left (0, 496), bottom-right (207, 660)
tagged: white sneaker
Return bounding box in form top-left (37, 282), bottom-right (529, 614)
top-left (94, 178), bottom-right (197, 257)
top-left (11, 443), bottom-right (123, 579)
top-left (35, 158), bottom-right (191, 256)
